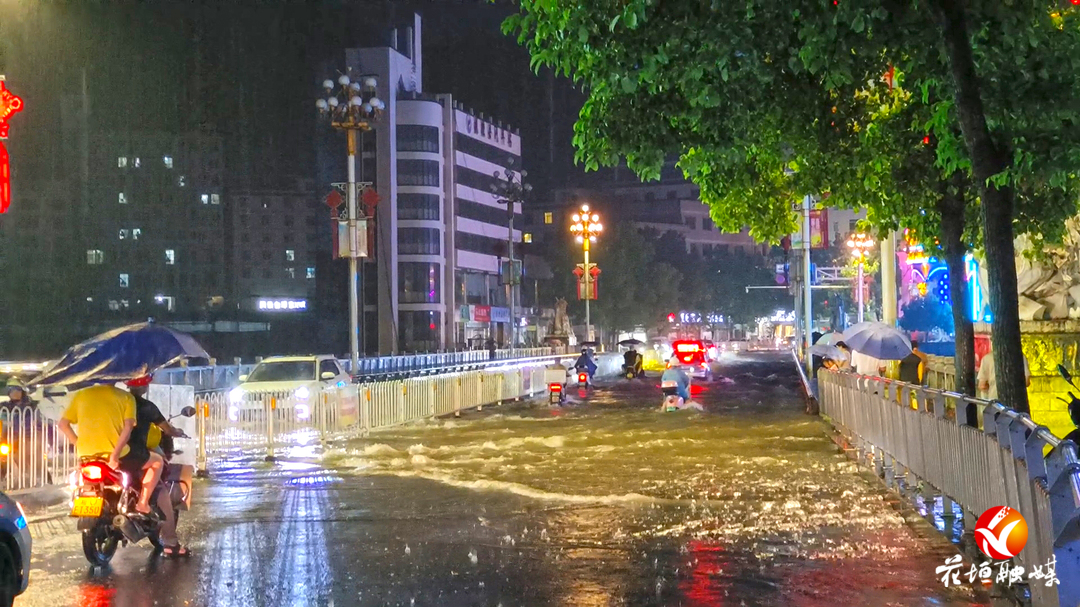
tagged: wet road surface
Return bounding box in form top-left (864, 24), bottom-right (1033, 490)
top-left (21, 352), bottom-right (991, 606)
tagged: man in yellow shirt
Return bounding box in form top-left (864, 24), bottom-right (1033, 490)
top-left (59, 384), bottom-right (157, 514)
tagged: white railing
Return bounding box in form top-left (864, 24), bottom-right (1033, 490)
top-left (819, 371), bottom-right (1080, 607)
top-left (0, 406), bottom-right (77, 493)
top-left (192, 354), bottom-right (622, 465)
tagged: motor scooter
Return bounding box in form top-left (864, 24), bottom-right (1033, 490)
top-left (1054, 364), bottom-right (1080, 445)
top-left (71, 406), bottom-right (196, 566)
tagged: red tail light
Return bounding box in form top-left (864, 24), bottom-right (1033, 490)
top-left (81, 462), bottom-right (118, 483)
top-left (549, 383), bottom-right (563, 392)
top-left (578, 373), bottom-right (588, 383)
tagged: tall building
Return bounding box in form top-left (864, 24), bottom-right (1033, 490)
top-left (343, 15), bottom-right (522, 353)
top-left (82, 132), bottom-right (225, 322)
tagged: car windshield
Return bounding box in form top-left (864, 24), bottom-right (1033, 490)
top-left (246, 361), bottom-right (315, 382)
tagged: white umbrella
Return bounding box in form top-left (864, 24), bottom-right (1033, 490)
top-left (842, 322), bottom-right (912, 361)
top-left (815, 332), bottom-right (845, 346)
top-left (810, 343), bottom-right (849, 361)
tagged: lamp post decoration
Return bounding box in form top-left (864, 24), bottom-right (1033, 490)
top-left (0, 76), bottom-right (25, 215)
top-left (570, 204), bottom-right (602, 342)
top-left (846, 232), bottom-right (874, 323)
top-left (317, 69), bottom-right (384, 372)
top-left (490, 158), bottom-right (531, 355)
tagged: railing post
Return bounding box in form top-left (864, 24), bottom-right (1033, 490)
top-left (197, 397), bottom-right (209, 478)
top-left (265, 395), bottom-right (276, 461)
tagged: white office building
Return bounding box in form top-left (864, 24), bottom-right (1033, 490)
top-left (345, 15), bottom-right (521, 353)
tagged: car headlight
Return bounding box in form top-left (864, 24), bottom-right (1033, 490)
top-left (229, 387), bottom-right (244, 404)
top-left (294, 386), bottom-right (310, 399)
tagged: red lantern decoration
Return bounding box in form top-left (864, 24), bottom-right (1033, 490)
top-left (0, 80), bottom-right (23, 139)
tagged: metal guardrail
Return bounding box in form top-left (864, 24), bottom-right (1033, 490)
top-left (192, 354), bottom-right (622, 465)
top-left (818, 370), bottom-right (1080, 607)
top-left (0, 406), bottom-right (77, 493)
top-left (153, 347), bottom-right (567, 391)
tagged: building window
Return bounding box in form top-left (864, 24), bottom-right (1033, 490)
top-left (849, 219), bottom-right (858, 232)
top-left (704, 220), bottom-right (714, 232)
top-left (118, 192), bottom-right (127, 204)
top-left (397, 193), bottom-right (441, 220)
top-left (134, 157), bottom-right (141, 168)
top-left (524, 233), bottom-right (533, 243)
top-left (211, 194), bottom-right (220, 205)
top-left (284, 216), bottom-right (294, 227)
top-left (119, 229), bottom-right (129, 240)
top-left (285, 267), bottom-right (295, 279)
top-left (685, 217), bottom-right (697, 230)
top-left (307, 267), bottom-right (315, 279)
top-left (178, 175), bottom-right (186, 187)
top-left (262, 251), bottom-right (271, 261)
top-left (398, 310), bottom-right (441, 352)
top-left (261, 216), bottom-right (270, 226)
top-left (456, 198), bottom-right (520, 227)
top-left (396, 125), bottom-right (440, 153)
top-left (398, 228), bottom-right (441, 255)
top-left (132, 228), bottom-right (142, 240)
top-left (165, 249), bottom-right (175, 265)
top-left (87, 249), bottom-right (104, 265)
top-left (119, 273), bottom-right (130, 288)
top-left (397, 159), bottom-right (440, 187)
top-left (285, 249), bottom-right (295, 261)
top-left (163, 156), bottom-right (174, 169)
top-left (544, 212), bottom-right (553, 225)
top-left (399, 262), bottom-right (441, 304)
top-left (118, 157), bottom-right (128, 168)
top-left (201, 194), bottom-right (209, 205)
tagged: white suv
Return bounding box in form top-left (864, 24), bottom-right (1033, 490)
top-left (228, 355), bottom-right (350, 420)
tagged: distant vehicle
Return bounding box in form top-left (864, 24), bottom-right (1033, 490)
top-left (0, 491), bottom-right (30, 606)
top-left (227, 355), bottom-right (351, 420)
top-left (703, 341), bottom-right (718, 361)
top-left (671, 340), bottom-right (712, 381)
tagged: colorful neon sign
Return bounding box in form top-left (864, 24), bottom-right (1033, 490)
top-left (0, 78), bottom-right (22, 214)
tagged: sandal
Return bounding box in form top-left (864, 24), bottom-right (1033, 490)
top-left (162, 545), bottom-right (191, 558)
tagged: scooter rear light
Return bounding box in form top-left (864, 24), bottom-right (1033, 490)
top-left (549, 383), bottom-right (563, 392)
top-left (82, 464), bottom-right (104, 481)
top-left (578, 373), bottom-right (588, 383)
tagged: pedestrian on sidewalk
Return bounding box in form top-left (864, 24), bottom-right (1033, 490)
top-left (899, 339), bottom-right (927, 385)
top-left (977, 349), bottom-right (1030, 402)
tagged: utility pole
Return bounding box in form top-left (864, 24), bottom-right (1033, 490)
top-left (802, 195), bottom-right (813, 373)
top-left (881, 231), bottom-right (897, 325)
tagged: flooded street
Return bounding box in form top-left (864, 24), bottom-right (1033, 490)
top-left (20, 352), bottom-right (989, 606)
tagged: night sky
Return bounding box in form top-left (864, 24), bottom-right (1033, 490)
top-left (0, 0), bottom-right (589, 198)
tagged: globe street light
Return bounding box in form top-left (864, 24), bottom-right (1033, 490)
top-left (846, 232), bottom-right (874, 323)
top-left (317, 70), bottom-right (385, 373)
top-left (489, 158), bottom-right (532, 355)
top-left (570, 204), bottom-right (602, 342)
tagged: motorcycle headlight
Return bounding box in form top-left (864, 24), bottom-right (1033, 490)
top-left (228, 387), bottom-right (244, 404)
top-left (295, 386), bottom-right (311, 399)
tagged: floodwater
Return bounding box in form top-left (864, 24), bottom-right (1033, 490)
top-left (21, 352), bottom-right (990, 606)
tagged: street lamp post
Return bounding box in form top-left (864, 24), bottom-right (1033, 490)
top-left (570, 204), bottom-right (602, 342)
top-left (489, 159), bottom-right (531, 356)
top-left (846, 232), bottom-right (875, 323)
top-left (317, 71), bottom-right (385, 374)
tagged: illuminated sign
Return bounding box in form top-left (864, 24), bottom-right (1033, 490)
top-left (770, 310), bottom-right (796, 323)
top-left (0, 79), bottom-right (23, 138)
top-left (675, 342), bottom-right (702, 353)
top-left (257, 299), bottom-right (308, 311)
top-left (0, 77), bottom-right (22, 215)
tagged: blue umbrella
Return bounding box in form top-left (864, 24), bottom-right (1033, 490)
top-left (30, 322), bottom-right (210, 388)
top-left (841, 322), bottom-right (912, 361)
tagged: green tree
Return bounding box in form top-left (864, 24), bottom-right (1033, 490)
top-left (505, 0), bottom-right (1080, 410)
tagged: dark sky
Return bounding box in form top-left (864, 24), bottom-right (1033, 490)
top-left (0, 0), bottom-right (588, 196)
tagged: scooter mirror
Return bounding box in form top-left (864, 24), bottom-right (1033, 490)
top-left (1058, 364), bottom-right (1072, 383)
top-left (180, 406), bottom-right (197, 417)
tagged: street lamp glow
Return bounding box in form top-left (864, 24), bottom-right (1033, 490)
top-left (846, 232), bottom-right (875, 322)
top-left (572, 213), bottom-right (580, 222)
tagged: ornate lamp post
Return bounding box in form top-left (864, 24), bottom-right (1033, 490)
top-left (846, 232), bottom-right (875, 323)
top-left (317, 70), bottom-right (384, 373)
top-left (490, 159), bottom-right (531, 355)
top-left (570, 204), bottom-right (602, 342)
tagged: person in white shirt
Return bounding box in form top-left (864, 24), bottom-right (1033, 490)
top-left (851, 350), bottom-right (886, 376)
top-left (977, 351), bottom-right (1031, 401)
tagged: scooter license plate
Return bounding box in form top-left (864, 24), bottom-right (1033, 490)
top-left (70, 496), bottom-right (104, 518)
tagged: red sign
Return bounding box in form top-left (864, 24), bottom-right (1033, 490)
top-left (0, 142), bottom-right (8, 214)
top-left (361, 187), bottom-right (380, 217)
top-left (473, 305), bottom-right (491, 323)
top-left (325, 190), bottom-right (343, 210)
top-left (0, 80), bottom-right (23, 139)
